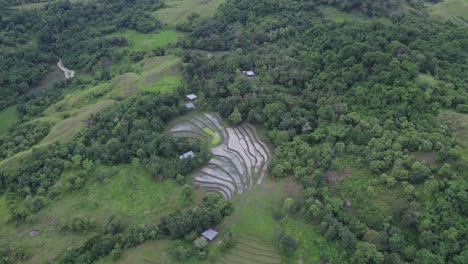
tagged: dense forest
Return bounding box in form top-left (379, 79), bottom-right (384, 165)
top-left (0, 0), bottom-right (467, 263)
top-left (180, 0), bottom-right (467, 263)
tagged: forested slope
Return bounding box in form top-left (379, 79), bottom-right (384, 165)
top-left (0, 0), bottom-right (466, 263)
top-left (181, 0), bottom-right (468, 263)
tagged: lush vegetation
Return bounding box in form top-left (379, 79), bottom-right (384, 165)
top-left (179, 0), bottom-right (468, 263)
top-left (0, 0), bottom-right (467, 263)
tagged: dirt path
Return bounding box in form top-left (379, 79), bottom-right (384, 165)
top-left (57, 59), bottom-right (75, 79)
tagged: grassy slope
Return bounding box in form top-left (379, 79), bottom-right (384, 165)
top-left (0, 106), bottom-right (18, 136)
top-left (155, 0), bottom-right (225, 25)
top-left (137, 55), bottom-right (182, 92)
top-left (430, 0), bottom-right (468, 23)
top-left (112, 30), bottom-right (180, 52)
top-left (440, 110), bottom-right (468, 160)
top-left (0, 164), bottom-right (201, 263)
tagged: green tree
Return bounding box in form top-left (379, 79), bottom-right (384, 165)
top-left (351, 242), bottom-right (384, 264)
top-left (228, 106), bottom-right (242, 125)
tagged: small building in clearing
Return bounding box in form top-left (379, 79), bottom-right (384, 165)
top-left (180, 151), bottom-right (195, 159)
top-left (242, 70), bottom-right (255, 77)
top-left (186, 94), bottom-right (197, 100)
top-left (185, 102), bottom-right (196, 110)
top-left (202, 228), bottom-right (218, 241)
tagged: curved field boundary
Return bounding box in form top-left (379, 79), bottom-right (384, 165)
top-left (233, 127), bottom-right (258, 169)
top-left (170, 130), bottom-right (209, 142)
top-left (235, 127), bottom-right (261, 171)
top-left (224, 128), bottom-right (253, 190)
top-left (242, 124), bottom-right (272, 184)
top-left (206, 162), bottom-right (243, 194)
top-left (203, 186), bottom-right (230, 200)
top-left (192, 114), bottom-right (220, 133)
top-left (168, 112), bottom-right (271, 199)
top-left (194, 171), bottom-right (237, 194)
top-left (210, 156), bottom-right (246, 194)
top-left (205, 113), bottom-right (228, 137)
top-left (221, 236), bottom-right (281, 264)
top-left (170, 119), bottom-right (205, 133)
top-left (201, 165), bottom-right (237, 187)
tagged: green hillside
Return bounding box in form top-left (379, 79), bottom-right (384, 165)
top-left (0, 0), bottom-right (466, 263)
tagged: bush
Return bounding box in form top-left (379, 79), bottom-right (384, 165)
top-left (60, 215), bottom-right (96, 233)
top-left (279, 233), bottom-right (297, 256)
top-left (171, 243), bottom-right (196, 261)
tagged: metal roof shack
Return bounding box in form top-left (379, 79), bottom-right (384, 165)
top-left (242, 70), bottom-right (255, 77)
top-left (179, 151), bottom-right (195, 159)
top-left (202, 229), bottom-right (218, 241)
top-left (185, 102), bottom-right (196, 109)
top-left (186, 94), bottom-right (197, 100)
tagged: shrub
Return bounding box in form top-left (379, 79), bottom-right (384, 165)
top-left (279, 233), bottom-right (297, 256)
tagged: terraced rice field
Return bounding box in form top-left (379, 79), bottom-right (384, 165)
top-left (220, 236), bottom-right (281, 264)
top-left (169, 113), bottom-right (272, 199)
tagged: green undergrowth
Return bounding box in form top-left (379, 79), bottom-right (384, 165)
top-left (155, 0), bottom-right (225, 26)
top-left (331, 157), bottom-right (409, 233)
top-left (0, 106), bottom-right (18, 136)
top-left (281, 218), bottom-right (337, 264)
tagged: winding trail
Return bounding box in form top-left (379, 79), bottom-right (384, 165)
top-left (57, 59), bottom-right (75, 79)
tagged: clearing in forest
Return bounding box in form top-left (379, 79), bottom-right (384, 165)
top-left (168, 112), bottom-right (272, 199)
top-left (0, 106), bottom-right (18, 136)
top-left (430, 0), bottom-right (468, 24)
top-left (155, 0), bottom-right (225, 25)
top-left (111, 30), bottom-right (179, 52)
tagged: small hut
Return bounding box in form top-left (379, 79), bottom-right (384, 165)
top-left (242, 70), bottom-right (255, 77)
top-left (185, 102), bottom-right (196, 110)
top-left (186, 94), bottom-right (198, 100)
top-left (202, 229), bottom-right (218, 241)
top-left (180, 151), bottom-right (195, 159)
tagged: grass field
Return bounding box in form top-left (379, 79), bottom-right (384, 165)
top-left (138, 55), bottom-right (183, 92)
top-left (228, 179), bottom-right (286, 241)
top-left (112, 30), bottom-right (179, 52)
top-left (0, 106), bottom-right (18, 136)
top-left (0, 164), bottom-right (201, 263)
top-left (430, 0), bottom-right (468, 24)
top-left (98, 240), bottom-right (210, 264)
top-left (155, 0), bottom-right (225, 26)
top-left (41, 99), bottom-right (116, 144)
